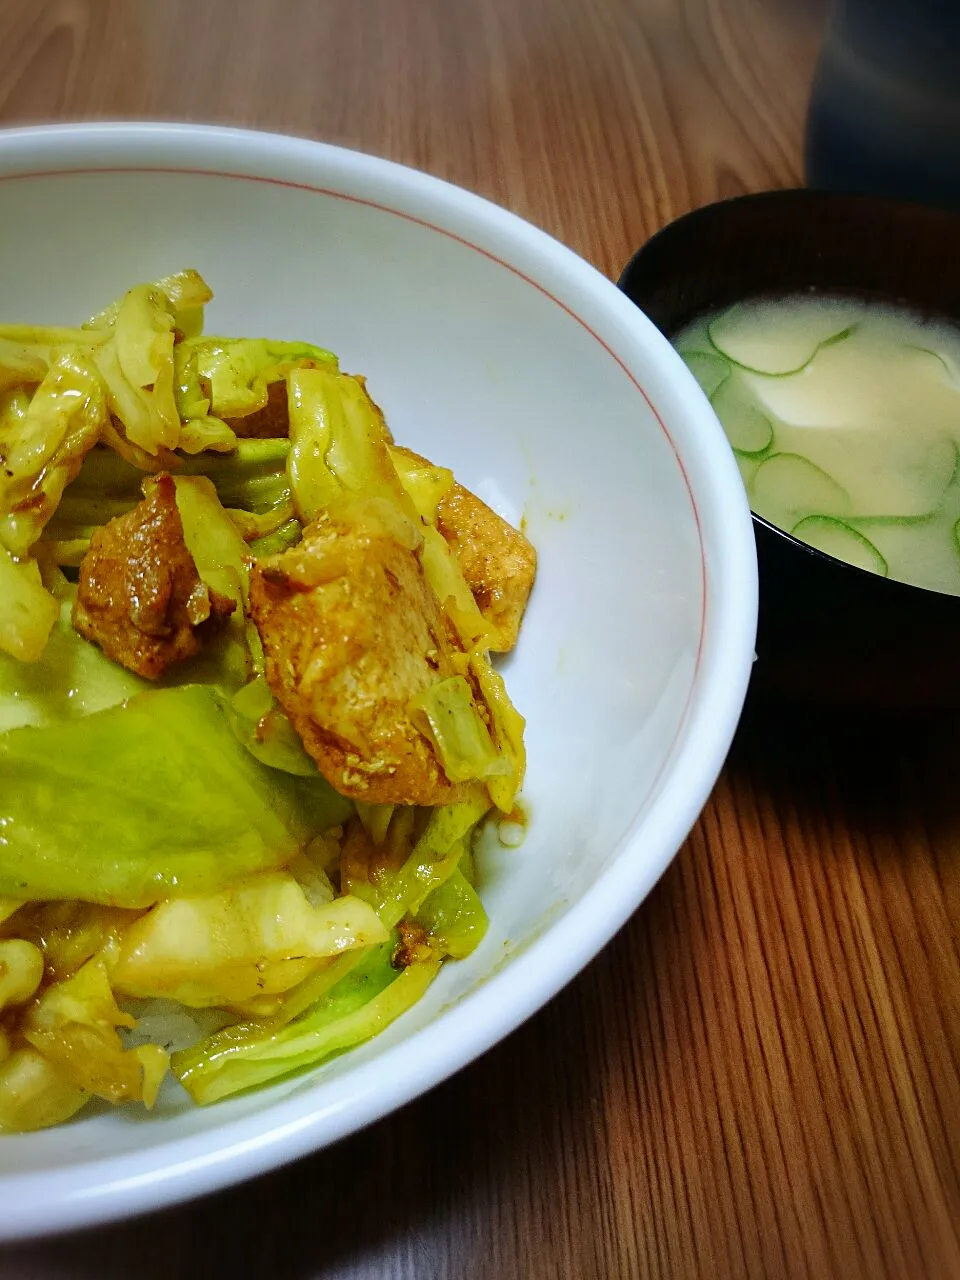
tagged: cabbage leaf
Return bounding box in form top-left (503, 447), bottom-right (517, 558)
top-left (0, 548), bottom-right (59, 663)
top-left (177, 336), bottom-right (336, 421)
top-left (0, 684), bottom-right (352, 906)
top-left (172, 937), bottom-right (439, 1104)
top-left (112, 874), bottom-right (387, 1008)
top-left (85, 268), bottom-right (213, 338)
top-left (24, 957), bottom-right (168, 1106)
top-left (286, 367), bottom-right (411, 523)
top-left (228, 675), bottom-right (319, 776)
top-left (410, 674), bottom-right (507, 784)
top-left (93, 286), bottom-right (180, 456)
top-left (0, 1048), bottom-right (88, 1132)
top-left (416, 867), bottom-right (488, 959)
top-left (0, 351), bottom-right (106, 558)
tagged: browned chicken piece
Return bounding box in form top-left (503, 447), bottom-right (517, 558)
top-left (435, 482), bottom-right (536, 651)
top-left (225, 380), bottom-right (289, 439)
top-left (391, 447), bottom-right (536, 650)
top-left (72, 473), bottom-right (235, 679)
top-left (249, 513), bottom-right (466, 806)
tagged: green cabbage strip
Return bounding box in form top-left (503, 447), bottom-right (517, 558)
top-left (0, 684), bottom-right (352, 907)
top-left (40, 444), bottom-right (147, 542)
top-left (23, 957), bottom-right (168, 1108)
top-left (0, 568), bottom-right (255, 735)
top-left (173, 337), bottom-right (337, 456)
top-left (170, 474), bottom-right (260, 693)
top-left (227, 675), bottom-right (319, 776)
top-left (0, 1047), bottom-right (89, 1132)
top-left (286, 367), bottom-right (413, 522)
top-left (0, 584), bottom-right (298, 776)
top-left (110, 875), bottom-right (387, 1010)
top-left (410, 675), bottom-right (508, 784)
top-left (355, 801), bottom-right (395, 845)
top-left (0, 351), bottom-right (107, 558)
top-left (181, 438), bottom-right (292, 516)
top-left (45, 440), bottom-right (294, 561)
top-left (0, 340), bottom-right (48, 393)
top-left (387, 446), bottom-right (455, 522)
top-left (0, 593), bottom-right (146, 731)
top-left (171, 474), bottom-right (248, 607)
top-left (418, 524), bottom-right (496, 649)
top-left (371, 793), bottom-right (490, 929)
top-left (247, 517), bottom-right (302, 557)
top-left (85, 269), bottom-right (213, 338)
top-left (169, 795), bottom-right (488, 1101)
top-left (0, 548), bottom-right (59, 665)
top-left (177, 337), bottom-right (336, 421)
top-left (415, 868), bottom-right (489, 960)
top-left (93, 286), bottom-right (180, 455)
top-left (172, 938), bottom-right (440, 1105)
top-left (469, 652), bottom-right (526, 814)
top-left (276, 796), bottom-right (489, 1027)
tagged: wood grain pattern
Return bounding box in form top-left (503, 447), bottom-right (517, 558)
top-left (3, 0), bottom-right (960, 1277)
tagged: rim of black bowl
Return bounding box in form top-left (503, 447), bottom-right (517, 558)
top-left (751, 505), bottom-right (960, 609)
top-left (617, 186), bottom-right (960, 309)
top-left (617, 188), bottom-right (960, 609)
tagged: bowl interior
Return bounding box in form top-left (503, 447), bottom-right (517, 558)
top-left (619, 188), bottom-right (960, 706)
top-left (0, 125), bottom-right (755, 1232)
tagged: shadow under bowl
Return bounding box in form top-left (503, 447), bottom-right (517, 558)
top-left (619, 188), bottom-right (960, 708)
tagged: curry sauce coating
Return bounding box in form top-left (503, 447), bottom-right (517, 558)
top-left (72, 473), bottom-right (235, 679)
top-left (249, 514), bottom-right (466, 806)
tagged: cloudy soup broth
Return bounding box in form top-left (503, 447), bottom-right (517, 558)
top-left (677, 296), bottom-right (960, 595)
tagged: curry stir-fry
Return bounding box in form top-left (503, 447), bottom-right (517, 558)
top-left (0, 271), bottom-right (535, 1130)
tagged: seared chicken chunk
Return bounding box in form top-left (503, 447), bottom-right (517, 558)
top-left (435, 482), bottom-right (536, 651)
top-left (73, 473), bottom-right (235, 679)
top-left (390, 446), bottom-right (535, 650)
top-left (249, 512), bottom-right (466, 805)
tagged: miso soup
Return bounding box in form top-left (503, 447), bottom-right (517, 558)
top-left (677, 296), bottom-right (960, 595)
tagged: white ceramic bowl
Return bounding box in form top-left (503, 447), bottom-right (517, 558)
top-left (0, 122), bottom-right (757, 1239)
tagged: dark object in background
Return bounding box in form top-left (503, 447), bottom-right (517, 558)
top-left (805, 0), bottom-right (960, 211)
top-left (619, 189), bottom-right (960, 708)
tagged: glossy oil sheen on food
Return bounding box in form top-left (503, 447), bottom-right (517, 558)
top-left (677, 296), bottom-right (960, 595)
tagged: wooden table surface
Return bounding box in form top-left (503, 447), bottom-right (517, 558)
top-left (2, 0), bottom-right (959, 1276)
